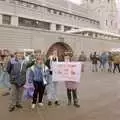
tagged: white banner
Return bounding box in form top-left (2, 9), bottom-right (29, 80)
top-left (52, 62), bottom-right (82, 82)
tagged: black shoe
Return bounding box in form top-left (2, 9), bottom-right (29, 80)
top-left (2, 92), bottom-right (10, 96)
top-left (9, 107), bottom-right (15, 112)
top-left (74, 103), bottom-right (80, 108)
top-left (68, 102), bottom-right (71, 106)
top-left (48, 101), bottom-right (52, 106)
top-left (16, 104), bottom-right (23, 109)
top-left (54, 101), bottom-right (60, 106)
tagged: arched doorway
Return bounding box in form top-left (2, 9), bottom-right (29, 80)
top-left (47, 42), bottom-right (73, 61)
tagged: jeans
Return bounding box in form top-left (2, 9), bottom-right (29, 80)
top-left (32, 81), bottom-right (45, 104)
top-left (46, 75), bottom-right (58, 101)
top-left (113, 64), bottom-right (120, 73)
top-left (10, 84), bottom-right (23, 108)
top-left (108, 62), bottom-right (112, 72)
top-left (67, 89), bottom-right (78, 104)
top-left (92, 64), bottom-right (98, 72)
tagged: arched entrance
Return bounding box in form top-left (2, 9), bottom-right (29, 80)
top-left (47, 42), bottom-right (73, 61)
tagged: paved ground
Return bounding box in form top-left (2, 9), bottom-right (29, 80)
top-left (0, 63), bottom-right (120, 120)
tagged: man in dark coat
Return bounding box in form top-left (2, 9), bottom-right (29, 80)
top-left (7, 51), bottom-right (28, 112)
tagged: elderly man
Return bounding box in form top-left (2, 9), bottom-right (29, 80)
top-left (7, 51), bottom-right (28, 112)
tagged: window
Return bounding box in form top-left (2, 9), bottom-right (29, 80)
top-left (56, 24), bottom-right (61, 31)
top-left (108, 0), bottom-right (110, 3)
top-left (111, 20), bottom-right (113, 26)
top-left (74, 16), bottom-right (77, 20)
top-left (22, 2), bottom-right (27, 7)
top-left (2, 15), bottom-right (11, 25)
top-left (106, 20), bottom-right (108, 26)
top-left (35, 21), bottom-right (50, 30)
top-left (47, 8), bottom-right (51, 13)
top-left (95, 33), bottom-right (98, 37)
top-left (90, 0), bottom-right (94, 3)
top-left (88, 32), bottom-right (93, 37)
top-left (32, 4), bottom-right (38, 8)
top-left (59, 11), bottom-right (62, 15)
top-left (64, 26), bottom-right (71, 32)
top-left (69, 14), bottom-right (72, 18)
top-left (9, 0), bottom-right (16, 3)
top-left (19, 17), bottom-right (35, 27)
top-left (19, 17), bottom-right (50, 30)
top-left (53, 10), bottom-right (57, 14)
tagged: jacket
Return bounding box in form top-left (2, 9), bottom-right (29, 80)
top-left (7, 58), bottom-right (27, 87)
top-left (113, 55), bottom-right (120, 64)
top-left (28, 64), bottom-right (49, 85)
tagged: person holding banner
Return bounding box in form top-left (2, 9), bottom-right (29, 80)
top-left (45, 50), bottom-right (60, 106)
top-left (64, 55), bottom-right (80, 108)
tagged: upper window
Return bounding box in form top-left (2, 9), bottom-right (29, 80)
top-left (108, 0), bottom-right (110, 3)
top-left (106, 20), bottom-right (108, 26)
top-left (111, 20), bottom-right (113, 26)
top-left (90, 0), bottom-right (94, 3)
top-left (53, 10), bottom-right (57, 14)
top-left (56, 24), bottom-right (61, 31)
top-left (47, 8), bottom-right (52, 13)
top-left (2, 15), bottom-right (11, 25)
top-left (59, 11), bottom-right (62, 15)
top-left (18, 17), bottom-right (50, 30)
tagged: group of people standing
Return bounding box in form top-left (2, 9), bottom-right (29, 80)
top-left (90, 51), bottom-right (120, 73)
top-left (2, 48), bottom-right (120, 113)
top-left (0, 49), bottom-right (80, 112)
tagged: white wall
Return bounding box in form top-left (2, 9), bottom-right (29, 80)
top-left (0, 25), bottom-right (120, 57)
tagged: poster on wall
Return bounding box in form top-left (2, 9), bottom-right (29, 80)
top-left (52, 62), bottom-right (82, 82)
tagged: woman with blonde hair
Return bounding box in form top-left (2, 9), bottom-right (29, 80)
top-left (28, 55), bottom-right (49, 109)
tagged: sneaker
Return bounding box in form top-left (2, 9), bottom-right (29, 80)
top-left (31, 104), bottom-right (36, 109)
top-left (54, 101), bottom-right (60, 106)
top-left (74, 103), bottom-right (80, 108)
top-left (9, 107), bottom-right (15, 112)
top-left (48, 101), bottom-right (52, 106)
top-left (38, 103), bottom-right (44, 107)
top-left (16, 104), bottom-right (23, 109)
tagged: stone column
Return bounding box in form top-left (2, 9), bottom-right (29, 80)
top-left (0, 14), bottom-right (2, 24)
top-left (50, 23), bottom-right (56, 31)
top-left (60, 25), bottom-right (64, 32)
top-left (11, 16), bottom-right (18, 26)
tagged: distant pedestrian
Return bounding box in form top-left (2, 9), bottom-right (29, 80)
top-left (91, 52), bottom-right (99, 72)
top-left (108, 52), bottom-right (113, 72)
top-left (99, 52), bottom-right (108, 72)
top-left (78, 51), bottom-right (87, 72)
top-left (113, 54), bottom-right (120, 73)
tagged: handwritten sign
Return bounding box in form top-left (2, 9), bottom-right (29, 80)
top-left (52, 62), bottom-right (81, 82)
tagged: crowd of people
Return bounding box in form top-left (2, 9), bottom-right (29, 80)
top-left (0, 49), bottom-right (80, 112)
top-left (90, 51), bottom-right (120, 73)
top-left (1, 48), bottom-right (120, 112)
